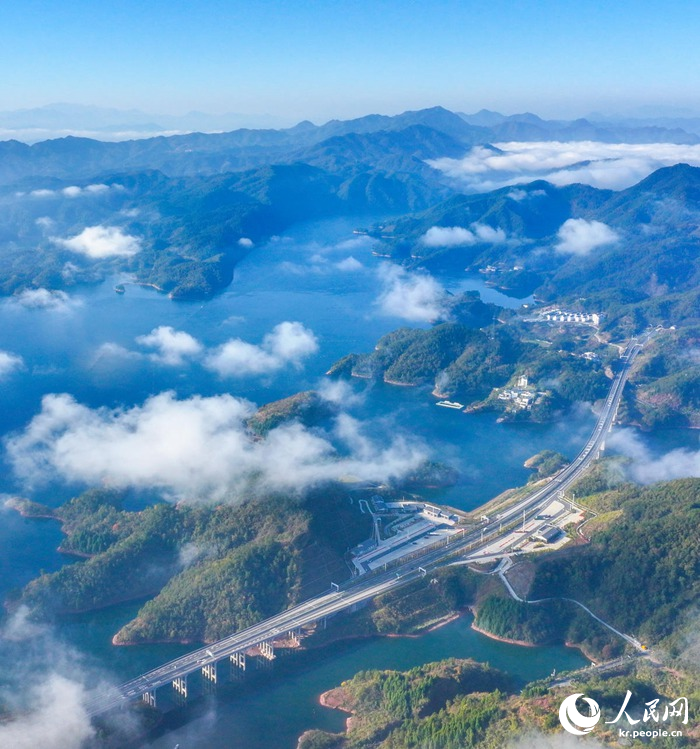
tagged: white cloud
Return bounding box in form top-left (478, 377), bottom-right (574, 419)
top-left (0, 607), bottom-right (134, 749)
top-left (607, 429), bottom-right (700, 484)
top-left (205, 321), bottom-right (318, 376)
top-left (0, 350), bottom-right (23, 378)
top-left (135, 326), bottom-right (203, 366)
top-left (473, 222), bottom-right (507, 243)
top-left (333, 236), bottom-right (374, 252)
top-left (376, 264), bottom-right (449, 322)
top-left (420, 223), bottom-right (507, 248)
top-left (238, 237), bottom-right (254, 248)
top-left (421, 226), bottom-right (476, 247)
top-left (6, 391), bottom-right (426, 500)
top-left (279, 254), bottom-right (365, 275)
top-left (53, 225), bottom-right (141, 258)
top-left (0, 604), bottom-right (47, 642)
top-left (317, 378), bottom-right (365, 407)
top-left (0, 675), bottom-right (95, 749)
top-left (507, 189), bottom-right (528, 201)
top-left (335, 255), bottom-right (364, 271)
top-left (429, 140), bottom-right (700, 191)
top-left (96, 323), bottom-right (314, 373)
top-left (93, 342), bottom-right (143, 363)
top-left (84, 183), bottom-right (111, 194)
top-left (60, 262), bottom-right (79, 282)
top-left (26, 183), bottom-right (115, 199)
top-left (555, 218), bottom-right (619, 255)
top-left (35, 216), bottom-right (54, 230)
top-left (13, 288), bottom-right (82, 312)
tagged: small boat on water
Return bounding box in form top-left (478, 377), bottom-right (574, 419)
top-left (436, 400), bottom-right (464, 409)
top-left (114, 284), bottom-right (126, 294)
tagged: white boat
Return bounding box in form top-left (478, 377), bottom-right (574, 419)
top-left (436, 400), bottom-right (464, 409)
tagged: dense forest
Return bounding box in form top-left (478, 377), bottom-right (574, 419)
top-left (16, 487), bottom-right (368, 643)
top-left (299, 655), bottom-right (700, 748)
top-left (624, 325), bottom-right (700, 428)
top-left (530, 477), bottom-right (700, 649)
top-left (329, 319), bottom-right (610, 415)
top-left (246, 390), bottom-right (337, 436)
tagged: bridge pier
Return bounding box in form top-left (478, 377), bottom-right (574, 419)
top-left (142, 689), bottom-right (157, 708)
top-left (172, 676), bottom-right (188, 698)
top-left (259, 640), bottom-right (275, 660)
top-left (202, 661), bottom-right (218, 683)
top-left (288, 628), bottom-right (301, 646)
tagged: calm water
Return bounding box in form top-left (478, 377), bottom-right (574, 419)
top-left (0, 217), bottom-right (695, 747)
top-left (144, 614), bottom-right (586, 749)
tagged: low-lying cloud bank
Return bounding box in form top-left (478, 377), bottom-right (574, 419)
top-left (0, 607), bottom-right (135, 749)
top-left (0, 675), bottom-right (95, 749)
top-left (11, 288), bottom-right (82, 312)
top-left (608, 429), bottom-right (700, 483)
top-left (377, 264), bottom-right (449, 322)
top-left (205, 321), bottom-right (318, 376)
top-left (420, 223), bottom-right (507, 248)
top-left (96, 321), bottom-right (319, 376)
top-left (16, 183), bottom-right (122, 199)
top-left (6, 392), bottom-right (427, 501)
top-left (428, 140), bottom-right (700, 191)
top-left (555, 218), bottom-right (619, 255)
top-left (53, 225), bottom-right (141, 258)
top-left (135, 325), bottom-right (203, 366)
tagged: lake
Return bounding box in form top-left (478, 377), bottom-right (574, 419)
top-left (0, 216), bottom-right (694, 747)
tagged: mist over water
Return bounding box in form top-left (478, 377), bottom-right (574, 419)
top-left (0, 217), bottom-right (694, 747)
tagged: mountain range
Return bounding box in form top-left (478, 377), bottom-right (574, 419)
top-left (5, 102), bottom-right (700, 144)
top-left (377, 163), bottom-right (700, 332)
top-left (1, 105), bottom-right (699, 313)
top-left (3, 105), bottom-right (700, 187)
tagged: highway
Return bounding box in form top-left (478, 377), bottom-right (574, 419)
top-left (85, 336), bottom-right (644, 718)
top-left (470, 336), bottom-right (644, 553)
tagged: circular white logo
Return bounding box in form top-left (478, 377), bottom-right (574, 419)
top-left (559, 693), bottom-right (601, 735)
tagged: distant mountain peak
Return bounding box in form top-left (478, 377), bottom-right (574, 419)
top-left (458, 109), bottom-right (507, 127)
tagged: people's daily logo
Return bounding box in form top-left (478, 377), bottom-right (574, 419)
top-left (559, 691), bottom-right (688, 738)
top-left (559, 693), bottom-right (601, 735)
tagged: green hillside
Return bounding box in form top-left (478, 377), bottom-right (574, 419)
top-left (17, 487), bottom-right (368, 643)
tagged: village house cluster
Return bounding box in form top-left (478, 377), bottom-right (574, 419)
top-left (539, 308), bottom-right (601, 326)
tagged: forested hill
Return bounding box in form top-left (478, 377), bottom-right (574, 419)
top-left (14, 487), bottom-right (369, 644)
top-left (329, 319), bottom-right (610, 414)
top-left (0, 159), bottom-right (444, 299)
top-left (376, 164), bottom-right (700, 332)
top-left (299, 476), bottom-right (700, 748)
top-left (3, 105), bottom-right (700, 304)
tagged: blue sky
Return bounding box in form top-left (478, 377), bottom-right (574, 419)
top-left (2, 0), bottom-right (700, 121)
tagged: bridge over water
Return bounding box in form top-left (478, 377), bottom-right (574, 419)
top-left (85, 337), bottom-right (644, 718)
